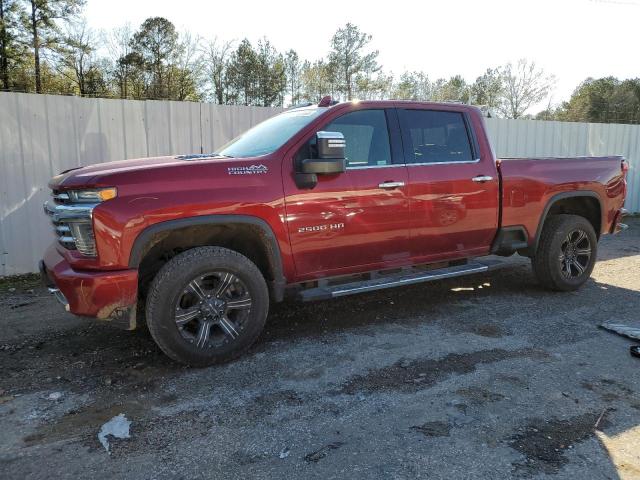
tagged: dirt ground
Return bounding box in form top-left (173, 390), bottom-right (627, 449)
top-left (1, 219), bottom-right (639, 480)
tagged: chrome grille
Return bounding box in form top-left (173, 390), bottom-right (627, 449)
top-left (44, 192), bottom-right (98, 256)
top-left (52, 190), bottom-right (71, 204)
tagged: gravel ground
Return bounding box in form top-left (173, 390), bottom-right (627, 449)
top-left (1, 218), bottom-right (639, 479)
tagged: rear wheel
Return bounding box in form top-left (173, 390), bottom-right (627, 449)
top-left (532, 214), bottom-right (597, 291)
top-left (145, 247), bottom-right (269, 366)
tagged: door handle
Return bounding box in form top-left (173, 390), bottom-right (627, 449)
top-left (378, 181), bottom-right (405, 189)
top-left (471, 175), bottom-right (493, 183)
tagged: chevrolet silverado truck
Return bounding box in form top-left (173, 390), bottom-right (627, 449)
top-left (41, 98), bottom-right (629, 366)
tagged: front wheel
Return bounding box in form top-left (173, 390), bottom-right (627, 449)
top-left (145, 247), bottom-right (269, 366)
top-left (531, 214), bottom-right (598, 291)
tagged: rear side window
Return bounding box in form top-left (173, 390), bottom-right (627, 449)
top-left (400, 110), bottom-right (475, 164)
top-left (323, 109), bottom-right (392, 167)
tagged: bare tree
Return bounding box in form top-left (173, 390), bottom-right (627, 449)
top-left (170, 31), bottom-right (203, 101)
top-left (203, 37), bottom-right (233, 104)
top-left (499, 59), bottom-right (555, 119)
top-left (55, 18), bottom-right (99, 95)
top-left (107, 23), bottom-right (134, 98)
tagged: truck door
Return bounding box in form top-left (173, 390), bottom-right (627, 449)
top-left (282, 108), bottom-right (410, 278)
top-left (397, 108), bottom-right (499, 261)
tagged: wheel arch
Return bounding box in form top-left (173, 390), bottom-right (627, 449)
top-left (129, 215), bottom-right (286, 302)
top-left (531, 191), bottom-right (603, 254)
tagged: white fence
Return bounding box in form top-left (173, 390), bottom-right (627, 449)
top-left (0, 92), bottom-right (638, 275)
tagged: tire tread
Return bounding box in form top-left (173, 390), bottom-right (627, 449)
top-left (145, 246), bottom-right (268, 366)
top-left (532, 214), bottom-right (597, 291)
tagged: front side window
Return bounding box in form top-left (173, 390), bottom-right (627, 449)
top-left (400, 110), bottom-right (475, 164)
top-left (323, 109), bottom-right (392, 167)
top-left (216, 107), bottom-right (326, 158)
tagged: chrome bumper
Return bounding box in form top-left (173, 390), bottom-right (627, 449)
top-left (48, 287), bottom-right (70, 311)
top-left (615, 208), bottom-right (629, 234)
top-left (40, 259), bottom-right (70, 311)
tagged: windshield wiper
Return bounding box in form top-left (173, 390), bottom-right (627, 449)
top-left (212, 153), bottom-right (234, 158)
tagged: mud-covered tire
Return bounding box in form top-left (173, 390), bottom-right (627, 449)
top-left (531, 214), bottom-right (598, 292)
top-left (145, 247), bottom-right (269, 366)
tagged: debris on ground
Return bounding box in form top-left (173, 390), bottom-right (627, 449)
top-left (10, 301), bottom-right (34, 310)
top-left (278, 448), bottom-right (290, 459)
top-left (410, 421), bottom-right (451, 437)
top-left (304, 442), bottom-right (344, 463)
top-left (47, 392), bottom-right (63, 401)
top-left (599, 323), bottom-right (640, 341)
top-left (98, 414), bottom-right (132, 453)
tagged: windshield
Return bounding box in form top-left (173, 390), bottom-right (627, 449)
top-left (216, 107), bottom-right (327, 158)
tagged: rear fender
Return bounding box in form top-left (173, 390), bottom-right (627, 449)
top-left (529, 191), bottom-right (602, 254)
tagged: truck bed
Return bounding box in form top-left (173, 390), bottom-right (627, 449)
top-left (497, 156), bottom-right (627, 244)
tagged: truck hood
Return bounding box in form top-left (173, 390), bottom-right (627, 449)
top-left (48, 154), bottom-right (269, 189)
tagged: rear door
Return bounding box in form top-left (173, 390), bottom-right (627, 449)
top-left (398, 108), bottom-right (499, 261)
top-left (282, 107), bottom-right (410, 278)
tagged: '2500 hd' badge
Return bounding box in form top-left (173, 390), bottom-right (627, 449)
top-left (298, 223), bottom-right (345, 233)
top-left (228, 165), bottom-right (268, 175)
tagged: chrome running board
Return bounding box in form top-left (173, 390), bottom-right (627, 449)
top-left (298, 259), bottom-right (505, 302)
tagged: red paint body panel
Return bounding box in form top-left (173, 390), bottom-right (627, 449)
top-left (282, 164), bottom-right (411, 278)
top-left (498, 156), bottom-right (627, 240)
top-left (401, 103), bottom-right (500, 263)
top-left (41, 101), bottom-right (628, 320)
top-left (281, 102), bottom-right (411, 279)
top-left (43, 244), bottom-right (138, 318)
top-left (49, 154), bottom-right (295, 277)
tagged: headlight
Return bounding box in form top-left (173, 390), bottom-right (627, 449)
top-left (68, 187), bottom-right (117, 203)
top-left (45, 187), bottom-right (117, 257)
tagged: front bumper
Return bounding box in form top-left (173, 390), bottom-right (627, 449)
top-left (41, 244), bottom-right (139, 330)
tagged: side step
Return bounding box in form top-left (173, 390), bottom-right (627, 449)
top-left (298, 258), bottom-right (506, 302)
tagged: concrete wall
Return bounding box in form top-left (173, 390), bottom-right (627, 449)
top-left (0, 92), bottom-right (282, 275)
top-left (485, 117), bottom-right (639, 211)
top-left (0, 92), bottom-right (637, 275)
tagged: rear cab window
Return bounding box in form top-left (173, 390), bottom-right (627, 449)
top-left (398, 109), bottom-right (476, 164)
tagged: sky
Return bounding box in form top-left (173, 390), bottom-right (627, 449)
top-left (84, 0), bottom-right (640, 112)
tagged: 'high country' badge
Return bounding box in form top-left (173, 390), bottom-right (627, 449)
top-left (228, 165), bottom-right (268, 175)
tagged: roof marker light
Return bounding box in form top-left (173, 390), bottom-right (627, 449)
top-left (318, 96), bottom-right (335, 107)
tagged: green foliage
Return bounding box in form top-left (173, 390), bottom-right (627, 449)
top-left (300, 59), bottom-right (336, 103)
top-left (328, 23), bottom-right (379, 100)
top-left (224, 38), bottom-right (285, 107)
top-left (391, 71), bottom-right (431, 100)
top-left (554, 77), bottom-right (640, 124)
top-left (471, 68), bottom-right (503, 110)
top-left (284, 49), bottom-right (301, 104)
top-left (432, 75), bottom-right (469, 103)
top-left (130, 16), bottom-right (177, 99)
top-left (21, 0), bottom-right (86, 93)
top-left (0, 12), bottom-right (635, 124)
top-left (1, 0), bottom-right (28, 90)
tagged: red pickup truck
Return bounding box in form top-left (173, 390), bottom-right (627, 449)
top-left (41, 99), bottom-right (628, 365)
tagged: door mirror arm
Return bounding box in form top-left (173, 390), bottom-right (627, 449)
top-left (294, 131), bottom-right (346, 189)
